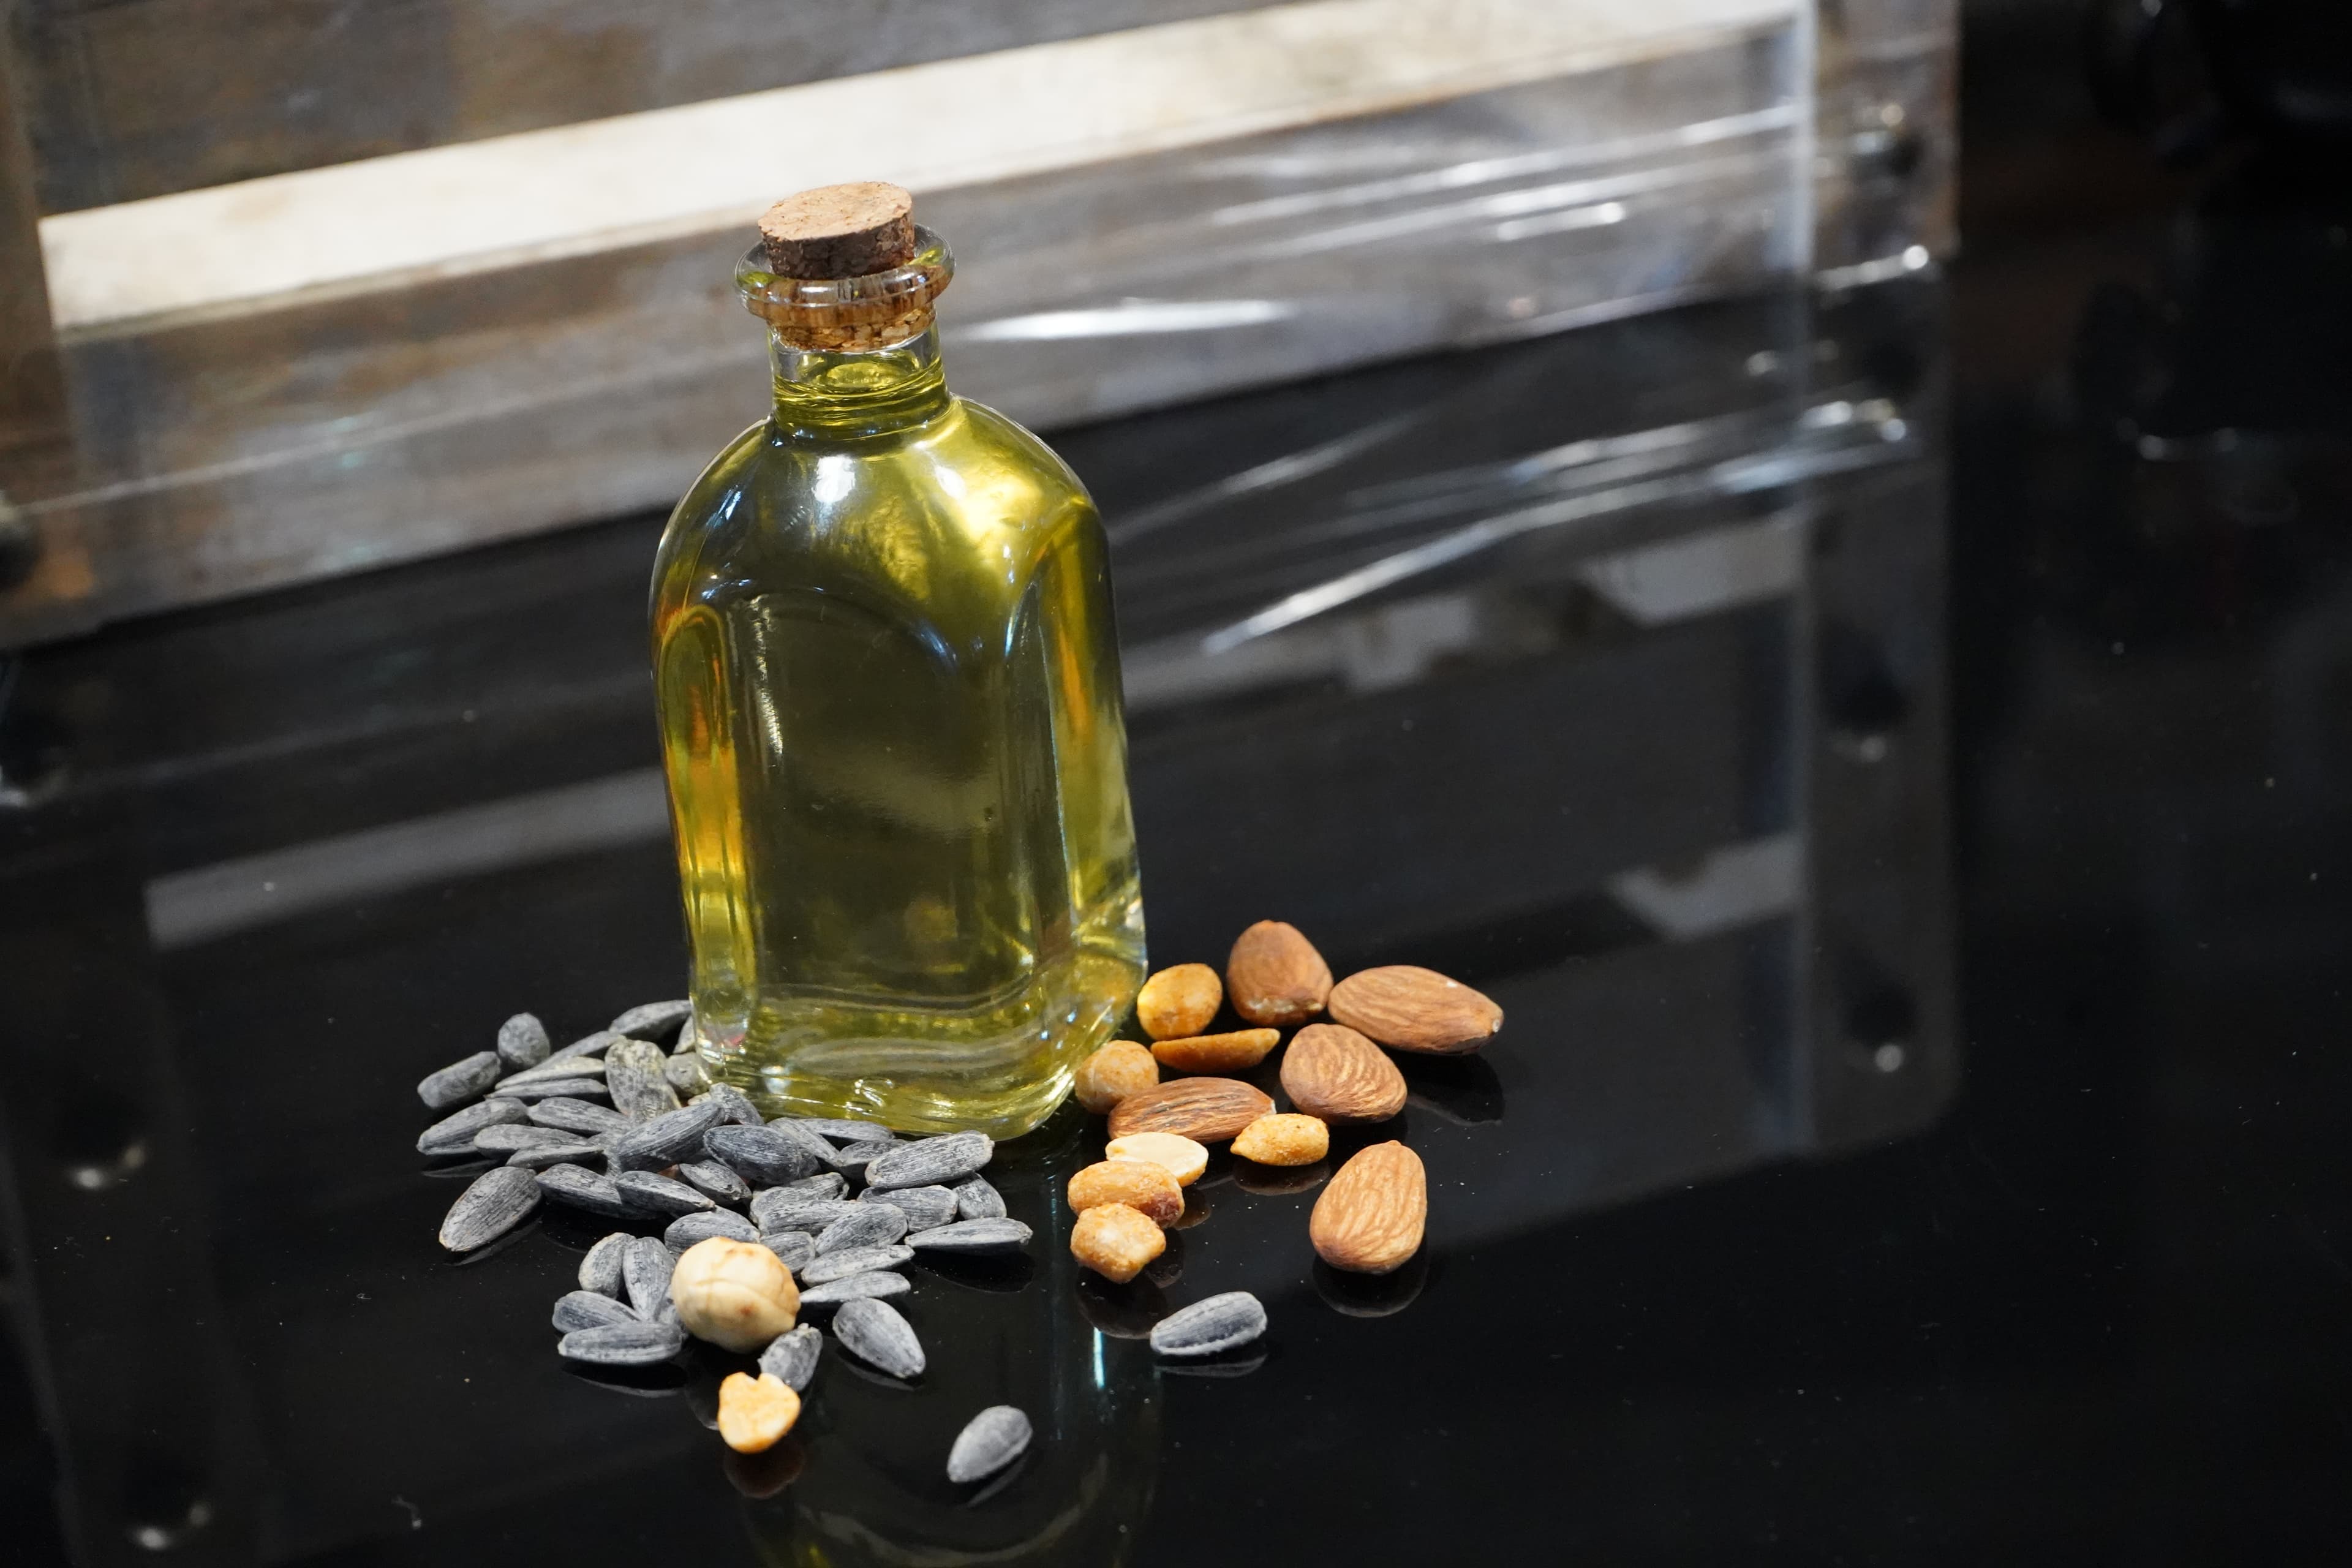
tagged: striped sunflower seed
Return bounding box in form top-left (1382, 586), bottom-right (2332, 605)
top-left (664, 1052), bottom-right (712, 1097)
top-left (751, 1195), bottom-right (863, 1234)
top-left (535, 1163), bottom-right (632, 1220)
top-left (606, 1039), bottom-right (680, 1121)
top-left (946, 1406), bottom-right (1032, 1483)
top-left (552, 1289), bottom-right (640, 1332)
top-left (508, 1140), bottom-right (605, 1170)
top-left (677, 1159), bottom-right (750, 1207)
top-left (497, 1012), bottom-right (552, 1070)
top-left (857, 1185), bottom-right (957, 1231)
top-left (905, 1218), bottom-right (1031, 1254)
top-left (611, 999), bottom-right (693, 1040)
top-left (616, 1170), bottom-right (715, 1218)
top-left (704, 1124), bottom-right (821, 1186)
top-left (825, 1139), bottom-right (896, 1176)
top-left (490, 1076), bottom-right (614, 1103)
top-left (953, 1175), bottom-right (1006, 1221)
top-left (761, 1230), bottom-right (815, 1272)
top-left (800, 1245), bottom-right (914, 1286)
top-left (700, 1084), bottom-right (763, 1127)
top-left (797, 1271), bottom-right (910, 1309)
top-left (493, 1055), bottom-right (608, 1088)
top-left (527, 1097), bottom-right (630, 1137)
top-left (832, 1297), bottom-right (924, 1379)
top-left (1147, 1291), bottom-right (1267, 1358)
top-left (665, 1209), bottom-right (758, 1251)
top-left (474, 1123), bottom-right (571, 1154)
top-left (548, 1029), bottom-right (627, 1063)
top-left (815, 1206), bottom-right (910, 1255)
top-left (864, 1131), bottom-right (993, 1191)
top-left (622, 1236), bottom-right (677, 1316)
top-left (417, 1098), bottom-right (529, 1156)
top-left (759, 1325), bottom-right (823, 1391)
top-left (437, 1166), bottom-right (540, 1251)
top-left (782, 1172), bottom-right (849, 1200)
top-left (607, 1099), bottom-right (725, 1172)
top-left (580, 1232), bottom-right (632, 1298)
top-left (417, 1051), bottom-right (502, 1110)
top-left (793, 1118), bottom-right (897, 1145)
top-left (559, 1321), bottom-right (682, 1366)
top-left (763, 1120), bottom-right (842, 1167)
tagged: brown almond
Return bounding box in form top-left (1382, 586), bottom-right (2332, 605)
top-left (1226, 921), bottom-right (1333, 1027)
top-left (1309, 1140), bottom-right (1426, 1274)
top-left (1072, 1040), bottom-right (1158, 1113)
top-left (1231, 1112), bottom-right (1329, 1167)
top-left (1136, 964), bottom-right (1223, 1039)
top-left (1067, 1159), bottom-right (1183, 1227)
top-left (1327, 965), bottom-right (1502, 1054)
top-left (1107, 1077), bottom-right (1275, 1144)
top-left (1150, 1028), bottom-right (1278, 1074)
top-left (1070, 1202), bottom-right (1166, 1283)
top-left (1280, 1022), bottom-right (1408, 1121)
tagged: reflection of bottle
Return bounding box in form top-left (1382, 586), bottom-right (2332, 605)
top-left (736, 1106), bottom-right (1161, 1566)
top-left (653, 185), bottom-right (1147, 1137)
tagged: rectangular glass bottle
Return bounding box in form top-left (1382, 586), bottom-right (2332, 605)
top-left (651, 190), bottom-right (1146, 1137)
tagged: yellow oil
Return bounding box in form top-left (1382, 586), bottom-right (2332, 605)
top-left (652, 326), bottom-right (1145, 1137)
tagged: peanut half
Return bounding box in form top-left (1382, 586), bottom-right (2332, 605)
top-left (1231, 1112), bottom-right (1329, 1167)
top-left (717, 1371), bottom-right (802, 1453)
top-left (1068, 1159), bottom-right (1184, 1226)
top-left (1150, 1028), bottom-right (1278, 1073)
top-left (1072, 1040), bottom-right (1158, 1113)
top-left (1136, 963), bottom-right (1223, 1039)
top-left (1071, 1202), bottom-right (1166, 1283)
top-left (1103, 1131), bottom-right (1209, 1185)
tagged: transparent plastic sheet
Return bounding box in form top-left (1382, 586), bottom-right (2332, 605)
top-left (0, 1), bottom-right (1954, 647)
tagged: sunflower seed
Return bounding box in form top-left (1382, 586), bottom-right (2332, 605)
top-left (952, 1175), bottom-right (1006, 1220)
top-left (417, 1098), bottom-right (529, 1155)
top-left (474, 1123), bottom-right (571, 1154)
top-left (704, 1124), bottom-right (821, 1185)
top-left (490, 1076), bottom-right (614, 1103)
top-left (797, 1271), bottom-right (911, 1309)
top-left (858, 1185), bottom-right (957, 1231)
top-left (664, 1208), bottom-right (757, 1251)
top-left (553, 1289), bottom-right (640, 1332)
top-left (801, 1245), bottom-right (914, 1285)
top-left (548, 1029), bottom-right (627, 1063)
top-left (701, 1084), bottom-right (763, 1127)
top-left (508, 1140), bottom-right (605, 1170)
top-left (559, 1320), bottom-right (682, 1366)
top-left (782, 1172), bottom-right (848, 1200)
top-left (497, 1012), bottom-right (552, 1069)
top-left (764, 1120), bottom-right (843, 1167)
top-left (418, 1051), bottom-right (502, 1110)
top-left (494, 1055), bottom-right (608, 1088)
top-left (535, 1163), bottom-right (632, 1219)
top-left (607, 1099), bottom-right (725, 1172)
top-left (622, 1236), bottom-right (676, 1316)
top-left (792, 1118), bottom-right (896, 1145)
top-left (664, 1052), bottom-right (711, 1097)
top-left (437, 1166), bottom-right (540, 1251)
top-left (864, 1131), bottom-right (992, 1191)
top-left (760, 1230), bottom-right (815, 1272)
top-left (611, 999), bottom-right (693, 1040)
top-left (581, 1232), bottom-right (633, 1297)
top-left (946, 1406), bottom-right (1031, 1483)
top-left (815, 1207), bottom-right (910, 1254)
top-left (605, 1039), bottom-right (679, 1121)
top-left (759, 1325), bottom-right (823, 1391)
top-left (905, 1218), bottom-right (1031, 1254)
top-left (616, 1170), bottom-right (715, 1218)
top-left (1148, 1291), bottom-right (1267, 1358)
top-left (750, 1194), bottom-right (863, 1234)
top-left (832, 1297), bottom-right (924, 1379)
top-left (527, 1097), bottom-right (631, 1137)
top-left (826, 1139), bottom-right (896, 1176)
top-left (676, 1159), bottom-right (750, 1207)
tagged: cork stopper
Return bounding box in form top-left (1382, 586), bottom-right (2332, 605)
top-left (757, 183), bottom-right (916, 279)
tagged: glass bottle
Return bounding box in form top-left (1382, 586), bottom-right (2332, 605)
top-left (652, 197), bottom-right (1147, 1139)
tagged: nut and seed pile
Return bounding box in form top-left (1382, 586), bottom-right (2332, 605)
top-left (1067, 921), bottom-right (1502, 1284)
top-left (417, 1001), bottom-right (1039, 1488)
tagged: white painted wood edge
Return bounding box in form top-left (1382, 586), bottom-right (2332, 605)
top-left (40, 0), bottom-right (1798, 334)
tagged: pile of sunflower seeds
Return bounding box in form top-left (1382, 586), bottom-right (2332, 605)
top-left (420, 1002), bottom-right (1040, 1483)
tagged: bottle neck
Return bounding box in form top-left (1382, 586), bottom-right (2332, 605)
top-left (768, 323), bottom-right (951, 440)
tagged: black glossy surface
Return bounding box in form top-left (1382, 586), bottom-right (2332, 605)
top-left (7, 38), bottom-right (2352, 1568)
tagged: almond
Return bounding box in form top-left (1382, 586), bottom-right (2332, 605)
top-left (1107, 1077), bottom-right (1275, 1144)
top-left (1226, 920), bottom-right (1333, 1026)
top-left (1150, 1028), bottom-right (1278, 1073)
top-left (1327, 965), bottom-right (1502, 1054)
top-left (1072, 1040), bottom-right (1158, 1112)
top-left (1136, 963), bottom-right (1222, 1039)
top-left (1070, 1202), bottom-right (1166, 1283)
top-left (1279, 1022), bottom-right (1408, 1121)
top-left (1231, 1112), bottom-right (1329, 1167)
top-left (1309, 1141), bottom-right (1426, 1274)
top-left (1068, 1159), bottom-right (1184, 1226)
